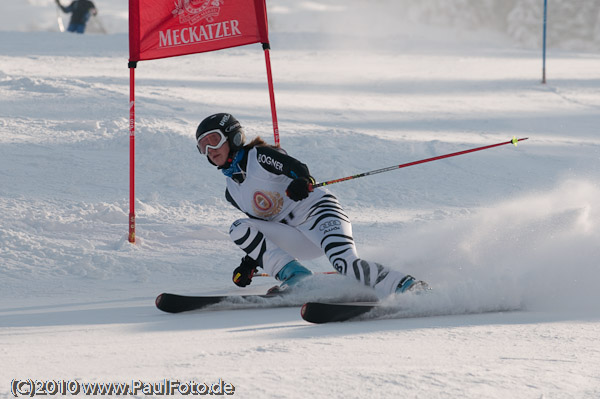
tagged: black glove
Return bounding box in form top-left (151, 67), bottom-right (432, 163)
top-left (285, 177), bottom-right (315, 201)
top-left (232, 256), bottom-right (259, 287)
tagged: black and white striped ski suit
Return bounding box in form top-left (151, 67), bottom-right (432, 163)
top-left (229, 191), bottom-right (407, 297)
top-left (224, 144), bottom-right (409, 296)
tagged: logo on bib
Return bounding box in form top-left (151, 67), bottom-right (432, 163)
top-left (252, 191), bottom-right (283, 219)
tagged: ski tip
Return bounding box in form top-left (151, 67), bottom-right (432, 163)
top-left (300, 303), bottom-right (309, 319)
top-left (301, 301), bottom-right (378, 324)
top-left (155, 293), bottom-right (165, 309)
top-left (155, 293), bottom-right (186, 313)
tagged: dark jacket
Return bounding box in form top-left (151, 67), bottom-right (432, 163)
top-left (59, 0), bottom-right (96, 25)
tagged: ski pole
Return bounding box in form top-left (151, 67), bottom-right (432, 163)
top-left (92, 15), bottom-right (108, 34)
top-left (254, 271), bottom-right (338, 277)
top-left (314, 136), bottom-right (528, 188)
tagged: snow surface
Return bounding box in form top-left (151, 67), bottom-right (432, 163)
top-left (1, 1), bottom-right (600, 398)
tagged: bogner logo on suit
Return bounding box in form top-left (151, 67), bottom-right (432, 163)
top-left (257, 154), bottom-right (283, 172)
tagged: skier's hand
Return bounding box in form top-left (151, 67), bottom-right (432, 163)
top-left (232, 256), bottom-right (259, 287)
top-left (285, 177), bottom-right (315, 201)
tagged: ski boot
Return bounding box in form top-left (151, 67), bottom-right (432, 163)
top-left (266, 260), bottom-right (313, 295)
top-left (396, 275), bottom-right (430, 294)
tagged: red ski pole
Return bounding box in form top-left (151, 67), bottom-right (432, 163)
top-left (254, 271), bottom-right (338, 278)
top-left (314, 136), bottom-right (528, 188)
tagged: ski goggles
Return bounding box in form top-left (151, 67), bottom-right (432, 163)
top-left (196, 129), bottom-right (227, 155)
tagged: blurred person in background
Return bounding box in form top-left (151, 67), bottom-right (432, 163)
top-left (55, 0), bottom-right (97, 34)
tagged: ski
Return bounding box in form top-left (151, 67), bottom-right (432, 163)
top-left (301, 301), bottom-right (382, 323)
top-left (301, 301), bottom-right (523, 324)
top-left (56, 5), bottom-right (65, 32)
top-left (155, 291), bottom-right (291, 313)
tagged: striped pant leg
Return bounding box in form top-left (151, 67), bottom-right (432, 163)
top-left (347, 259), bottom-right (406, 297)
top-left (229, 219), bottom-right (294, 277)
top-left (299, 194), bottom-right (406, 296)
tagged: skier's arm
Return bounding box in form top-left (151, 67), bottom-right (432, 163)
top-left (254, 146), bottom-right (313, 180)
top-left (55, 0), bottom-right (67, 12)
top-left (254, 146), bottom-right (315, 201)
top-left (89, 1), bottom-right (98, 15)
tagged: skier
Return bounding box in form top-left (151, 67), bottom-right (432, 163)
top-left (55, 0), bottom-right (97, 34)
top-left (196, 113), bottom-right (428, 298)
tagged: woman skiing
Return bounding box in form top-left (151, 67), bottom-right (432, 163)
top-left (196, 113), bottom-right (428, 297)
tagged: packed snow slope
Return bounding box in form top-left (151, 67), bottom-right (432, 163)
top-left (1, 1), bottom-right (600, 398)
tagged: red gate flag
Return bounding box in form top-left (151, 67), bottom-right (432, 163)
top-left (129, 0), bottom-right (270, 62)
top-left (127, 0), bottom-right (278, 243)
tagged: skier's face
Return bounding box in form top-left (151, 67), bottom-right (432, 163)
top-left (207, 140), bottom-right (230, 167)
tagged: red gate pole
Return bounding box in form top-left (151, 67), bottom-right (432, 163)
top-left (263, 43), bottom-right (280, 147)
top-left (128, 62), bottom-right (137, 243)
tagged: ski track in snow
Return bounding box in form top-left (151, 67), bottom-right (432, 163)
top-left (1, 1), bottom-right (600, 398)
